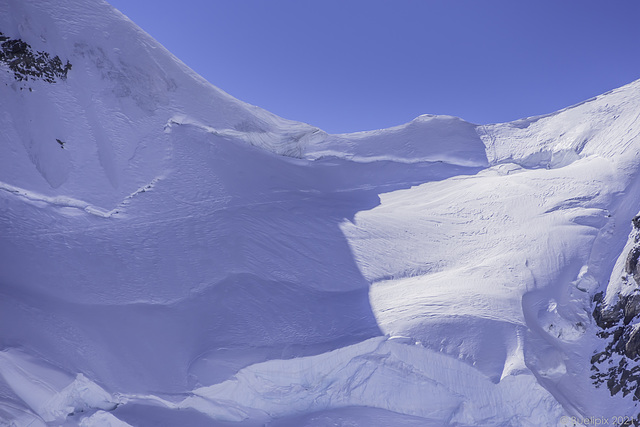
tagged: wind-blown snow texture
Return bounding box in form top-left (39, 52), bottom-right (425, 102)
top-left (2, 0), bottom-right (640, 425)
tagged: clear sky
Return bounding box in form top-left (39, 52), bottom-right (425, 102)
top-left (107, 0), bottom-right (640, 134)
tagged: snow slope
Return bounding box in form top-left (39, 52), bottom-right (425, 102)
top-left (2, 0), bottom-right (640, 425)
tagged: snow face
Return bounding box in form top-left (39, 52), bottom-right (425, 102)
top-left (0, 0), bottom-right (319, 208)
top-left (3, 0), bottom-right (640, 425)
top-left (479, 79), bottom-right (640, 170)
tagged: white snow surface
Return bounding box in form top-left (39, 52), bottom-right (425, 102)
top-left (2, 0), bottom-right (640, 425)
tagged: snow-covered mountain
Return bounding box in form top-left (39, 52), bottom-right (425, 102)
top-left (2, 0), bottom-right (640, 425)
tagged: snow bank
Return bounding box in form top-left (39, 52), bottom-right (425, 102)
top-left (179, 337), bottom-right (565, 425)
top-left (79, 410), bottom-right (133, 427)
top-left (0, 349), bottom-right (118, 423)
top-left (307, 114), bottom-right (489, 167)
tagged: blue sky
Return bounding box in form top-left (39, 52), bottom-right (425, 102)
top-left (108, 0), bottom-right (640, 134)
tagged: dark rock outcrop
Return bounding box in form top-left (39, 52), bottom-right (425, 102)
top-left (626, 247), bottom-right (640, 284)
top-left (626, 294), bottom-right (640, 326)
top-left (0, 32), bottom-right (71, 83)
top-left (592, 216), bottom-right (640, 410)
top-left (593, 291), bottom-right (624, 329)
top-left (628, 328), bottom-right (640, 360)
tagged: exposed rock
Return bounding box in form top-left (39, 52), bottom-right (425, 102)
top-left (0, 31), bottom-right (71, 83)
top-left (626, 247), bottom-right (640, 284)
top-left (628, 327), bottom-right (640, 359)
top-left (593, 291), bottom-right (623, 329)
top-left (625, 294), bottom-right (640, 325)
top-left (591, 351), bottom-right (607, 365)
top-left (592, 216), bottom-right (640, 407)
